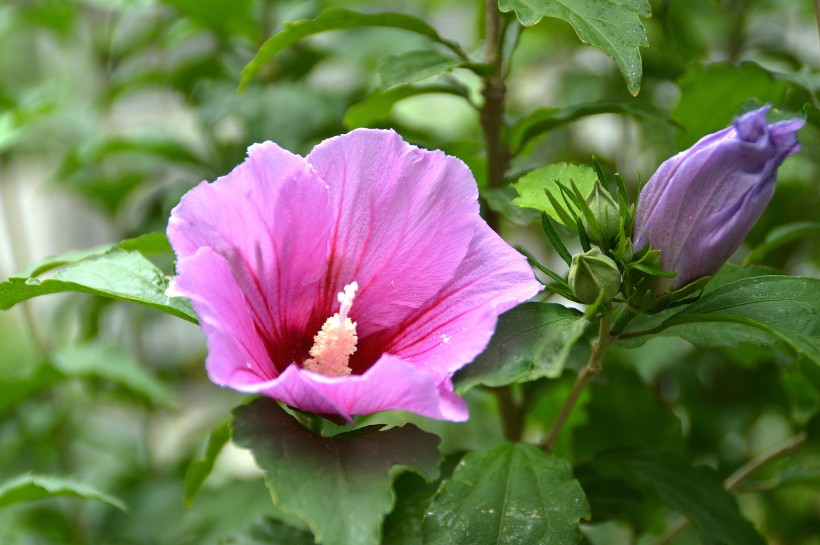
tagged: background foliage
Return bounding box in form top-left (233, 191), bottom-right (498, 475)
top-left (0, 0), bottom-right (818, 544)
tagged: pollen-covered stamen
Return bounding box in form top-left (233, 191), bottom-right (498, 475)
top-left (303, 282), bottom-right (359, 377)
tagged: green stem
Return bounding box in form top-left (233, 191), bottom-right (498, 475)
top-left (610, 305), bottom-right (639, 337)
top-left (542, 312), bottom-right (612, 453)
top-left (480, 0), bottom-right (509, 232)
top-left (494, 386), bottom-right (524, 442)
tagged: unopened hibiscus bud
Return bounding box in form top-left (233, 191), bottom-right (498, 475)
top-left (633, 105), bottom-right (803, 292)
top-left (582, 179), bottom-right (620, 248)
top-left (568, 248), bottom-right (621, 304)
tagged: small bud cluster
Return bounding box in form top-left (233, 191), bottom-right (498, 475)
top-left (524, 106), bottom-right (802, 315)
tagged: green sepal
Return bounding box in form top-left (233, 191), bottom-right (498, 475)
top-left (540, 212), bottom-right (573, 266)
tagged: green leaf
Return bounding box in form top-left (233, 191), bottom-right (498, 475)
top-left (658, 276), bottom-right (820, 364)
top-left (602, 450), bottom-right (766, 545)
top-left (455, 303), bottom-right (589, 393)
top-left (511, 162), bottom-right (598, 229)
top-left (511, 100), bottom-right (672, 153)
top-left (51, 342), bottom-right (176, 408)
top-left (481, 185), bottom-right (541, 226)
top-left (744, 221), bottom-right (820, 265)
top-left (231, 398), bottom-right (441, 545)
top-left (383, 454), bottom-right (462, 545)
top-left (571, 365), bottom-right (684, 459)
top-left (240, 9), bottom-right (466, 92)
top-left (0, 474), bottom-right (126, 511)
top-left (0, 249), bottom-right (197, 323)
top-left (673, 62), bottom-right (806, 148)
top-left (379, 50), bottom-right (463, 90)
top-left (423, 443), bottom-right (589, 545)
top-left (161, 0), bottom-right (258, 40)
top-left (498, 0), bottom-right (650, 95)
top-left (184, 419), bottom-right (231, 507)
top-left (18, 232), bottom-right (172, 278)
top-left (240, 517), bottom-right (316, 545)
top-left (344, 84), bottom-right (469, 129)
top-left (0, 364), bottom-right (62, 417)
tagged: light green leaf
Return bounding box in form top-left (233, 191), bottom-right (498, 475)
top-left (184, 419), bottom-right (231, 507)
top-left (51, 342), bottom-right (176, 408)
top-left (602, 450), bottom-right (766, 545)
top-left (423, 443), bottom-right (589, 545)
top-left (498, 0), bottom-right (651, 95)
top-left (231, 398), bottom-right (441, 545)
top-left (0, 249), bottom-right (197, 324)
top-left (18, 232), bottom-right (172, 278)
top-left (455, 303), bottom-right (589, 393)
top-left (240, 9), bottom-right (466, 92)
top-left (511, 100), bottom-right (672, 153)
top-left (658, 276), bottom-right (820, 364)
top-left (343, 84), bottom-right (469, 129)
top-left (511, 162), bottom-right (598, 229)
top-left (379, 50), bottom-right (463, 90)
top-left (0, 474), bottom-right (126, 511)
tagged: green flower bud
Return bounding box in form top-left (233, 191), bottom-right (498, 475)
top-left (582, 179), bottom-right (620, 247)
top-left (568, 248), bottom-right (621, 304)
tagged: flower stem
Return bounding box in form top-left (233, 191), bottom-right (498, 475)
top-left (651, 432), bottom-right (809, 545)
top-left (542, 312), bottom-right (612, 453)
top-left (480, 0), bottom-right (509, 231)
top-left (494, 386), bottom-right (524, 442)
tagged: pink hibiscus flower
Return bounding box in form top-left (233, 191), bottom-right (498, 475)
top-left (167, 129), bottom-right (541, 422)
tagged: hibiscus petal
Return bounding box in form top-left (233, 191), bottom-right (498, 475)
top-left (240, 355), bottom-right (468, 423)
top-left (168, 142), bottom-right (333, 368)
top-left (306, 129), bottom-right (479, 335)
top-left (380, 222), bottom-right (543, 379)
top-left (174, 247), bottom-right (274, 387)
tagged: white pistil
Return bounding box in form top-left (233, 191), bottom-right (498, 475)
top-left (303, 282), bottom-right (359, 377)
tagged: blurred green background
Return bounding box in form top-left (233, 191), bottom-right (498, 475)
top-left (1, 0), bottom-right (818, 543)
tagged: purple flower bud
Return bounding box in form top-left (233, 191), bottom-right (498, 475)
top-left (633, 105), bottom-right (804, 292)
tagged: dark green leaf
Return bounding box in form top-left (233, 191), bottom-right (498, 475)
top-left (658, 276), bottom-right (820, 364)
top-left (481, 185), bottom-right (541, 225)
top-left (184, 419), bottom-right (231, 507)
top-left (241, 517), bottom-right (316, 545)
top-left (674, 62), bottom-right (807, 148)
top-left (511, 162), bottom-right (598, 229)
top-left (161, 0), bottom-right (258, 40)
top-left (0, 474), bottom-right (126, 511)
top-left (0, 249), bottom-right (198, 324)
top-left (602, 450), bottom-right (766, 545)
top-left (423, 443), bottom-right (589, 545)
top-left (571, 365), bottom-right (683, 458)
top-left (231, 398), bottom-right (441, 545)
top-left (511, 100), bottom-right (671, 153)
top-left (0, 364), bottom-right (62, 417)
top-left (18, 232), bottom-right (172, 278)
top-left (383, 454), bottom-right (462, 545)
top-left (455, 302), bottom-right (589, 393)
top-left (379, 50), bottom-right (463, 90)
top-left (51, 342), bottom-right (176, 408)
top-left (344, 84), bottom-right (470, 129)
top-left (498, 0), bottom-right (650, 94)
top-left (744, 222), bottom-right (820, 265)
top-left (240, 9), bottom-right (466, 92)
